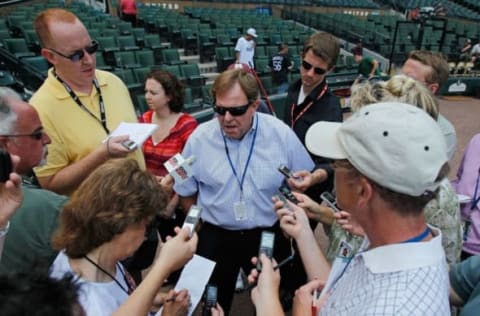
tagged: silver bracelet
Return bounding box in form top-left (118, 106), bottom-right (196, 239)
top-left (0, 221), bottom-right (10, 238)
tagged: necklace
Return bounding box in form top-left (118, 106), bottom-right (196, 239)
top-left (83, 255), bottom-right (133, 295)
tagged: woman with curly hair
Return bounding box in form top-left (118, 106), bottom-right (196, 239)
top-left (49, 158), bottom-right (197, 316)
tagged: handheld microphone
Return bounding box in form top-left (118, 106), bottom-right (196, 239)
top-left (163, 153), bottom-right (196, 184)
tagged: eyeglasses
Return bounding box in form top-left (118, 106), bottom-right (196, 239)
top-left (302, 60), bottom-right (327, 75)
top-left (1, 130), bottom-right (45, 140)
top-left (213, 103), bottom-right (251, 116)
top-left (47, 40), bottom-right (99, 62)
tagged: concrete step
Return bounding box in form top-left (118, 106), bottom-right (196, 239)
top-left (180, 54), bottom-right (200, 64)
top-left (198, 61), bottom-right (217, 74)
top-left (202, 72), bottom-right (220, 85)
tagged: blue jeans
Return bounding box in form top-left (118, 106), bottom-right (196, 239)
top-left (276, 82), bottom-right (289, 94)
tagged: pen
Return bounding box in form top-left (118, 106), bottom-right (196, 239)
top-left (244, 255), bottom-right (296, 291)
top-left (311, 288), bottom-right (318, 316)
top-left (273, 254), bottom-right (294, 271)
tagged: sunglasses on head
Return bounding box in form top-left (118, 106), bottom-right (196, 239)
top-left (1, 130), bottom-right (45, 141)
top-left (48, 40), bottom-right (99, 62)
top-left (302, 60), bottom-right (327, 75)
top-left (213, 103), bottom-right (251, 116)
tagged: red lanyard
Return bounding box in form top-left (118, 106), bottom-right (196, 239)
top-left (290, 84), bottom-right (328, 128)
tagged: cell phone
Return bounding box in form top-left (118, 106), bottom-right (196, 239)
top-left (201, 284), bottom-right (218, 316)
top-left (122, 139), bottom-right (137, 151)
top-left (278, 184), bottom-right (299, 204)
top-left (320, 191), bottom-right (341, 213)
top-left (256, 231), bottom-right (275, 271)
top-left (182, 205), bottom-right (202, 237)
top-left (278, 164), bottom-right (294, 178)
top-left (276, 193), bottom-right (291, 210)
top-left (0, 148), bottom-right (13, 183)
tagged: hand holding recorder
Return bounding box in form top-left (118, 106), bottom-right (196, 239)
top-left (248, 254), bottom-right (282, 315)
top-left (0, 151), bottom-right (22, 228)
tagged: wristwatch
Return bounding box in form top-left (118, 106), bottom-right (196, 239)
top-left (0, 221), bottom-right (10, 238)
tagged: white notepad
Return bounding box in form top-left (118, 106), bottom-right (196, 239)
top-left (104, 122), bottom-right (158, 147)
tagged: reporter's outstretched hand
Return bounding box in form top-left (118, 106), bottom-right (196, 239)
top-left (276, 200), bottom-right (311, 241)
top-left (104, 135), bottom-right (132, 158)
top-left (159, 227), bottom-right (198, 273)
top-left (210, 303), bottom-right (224, 316)
top-left (0, 154), bottom-right (22, 226)
top-left (334, 211), bottom-right (365, 237)
top-left (286, 170), bottom-right (311, 192)
top-left (248, 254), bottom-right (282, 315)
top-left (292, 279), bottom-right (326, 316)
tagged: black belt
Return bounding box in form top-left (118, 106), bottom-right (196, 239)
top-left (201, 221), bottom-right (279, 237)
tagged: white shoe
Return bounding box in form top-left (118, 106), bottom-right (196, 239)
top-left (235, 270), bottom-right (244, 292)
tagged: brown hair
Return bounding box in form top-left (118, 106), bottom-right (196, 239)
top-left (52, 159), bottom-right (166, 258)
top-left (211, 68), bottom-right (259, 103)
top-left (146, 70), bottom-right (185, 113)
top-left (371, 163), bottom-right (450, 215)
top-left (34, 8), bottom-right (79, 48)
top-left (302, 31), bottom-right (340, 69)
top-left (407, 50), bottom-right (449, 88)
top-left (341, 159), bottom-right (450, 215)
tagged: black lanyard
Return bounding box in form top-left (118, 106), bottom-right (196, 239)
top-left (84, 255), bottom-right (134, 295)
top-left (53, 71), bottom-right (109, 134)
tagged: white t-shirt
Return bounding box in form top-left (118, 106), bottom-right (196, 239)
top-left (471, 43), bottom-right (480, 56)
top-left (235, 36), bottom-right (255, 68)
top-left (50, 251), bottom-right (130, 316)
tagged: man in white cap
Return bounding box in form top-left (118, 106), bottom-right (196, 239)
top-left (248, 102), bottom-right (451, 316)
top-left (235, 27), bottom-right (257, 69)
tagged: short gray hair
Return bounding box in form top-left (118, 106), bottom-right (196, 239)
top-left (0, 87), bottom-right (20, 135)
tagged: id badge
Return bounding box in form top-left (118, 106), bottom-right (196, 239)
top-left (234, 201), bottom-right (248, 221)
top-left (336, 240), bottom-right (354, 261)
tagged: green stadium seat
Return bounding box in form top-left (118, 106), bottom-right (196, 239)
top-left (161, 49), bottom-right (186, 65)
top-left (116, 51), bottom-right (141, 69)
top-left (117, 35), bottom-right (140, 51)
top-left (135, 49), bottom-right (156, 68)
top-left (4, 38), bottom-right (35, 59)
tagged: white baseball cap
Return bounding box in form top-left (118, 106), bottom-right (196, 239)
top-left (246, 28), bottom-right (258, 38)
top-left (305, 102), bottom-right (448, 196)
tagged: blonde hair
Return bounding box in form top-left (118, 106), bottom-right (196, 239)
top-left (350, 74), bottom-right (439, 120)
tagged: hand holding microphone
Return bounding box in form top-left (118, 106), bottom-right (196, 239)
top-left (163, 153), bottom-right (196, 184)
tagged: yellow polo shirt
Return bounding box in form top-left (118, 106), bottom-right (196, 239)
top-left (30, 69), bottom-right (145, 181)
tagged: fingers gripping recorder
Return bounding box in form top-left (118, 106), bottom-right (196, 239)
top-left (0, 148), bottom-right (13, 183)
top-left (320, 191), bottom-right (341, 213)
top-left (201, 284), bottom-right (218, 316)
top-left (256, 231), bottom-right (275, 271)
top-left (163, 153), bottom-right (196, 184)
top-left (182, 205), bottom-right (202, 238)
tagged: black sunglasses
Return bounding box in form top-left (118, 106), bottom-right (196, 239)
top-left (48, 40), bottom-right (99, 62)
top-left (213, 103), bottom-right (251, 116)
top-left (1, 130), bottom-right (45, 140)
top-left (302, 60), bottom-right (327, 75)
